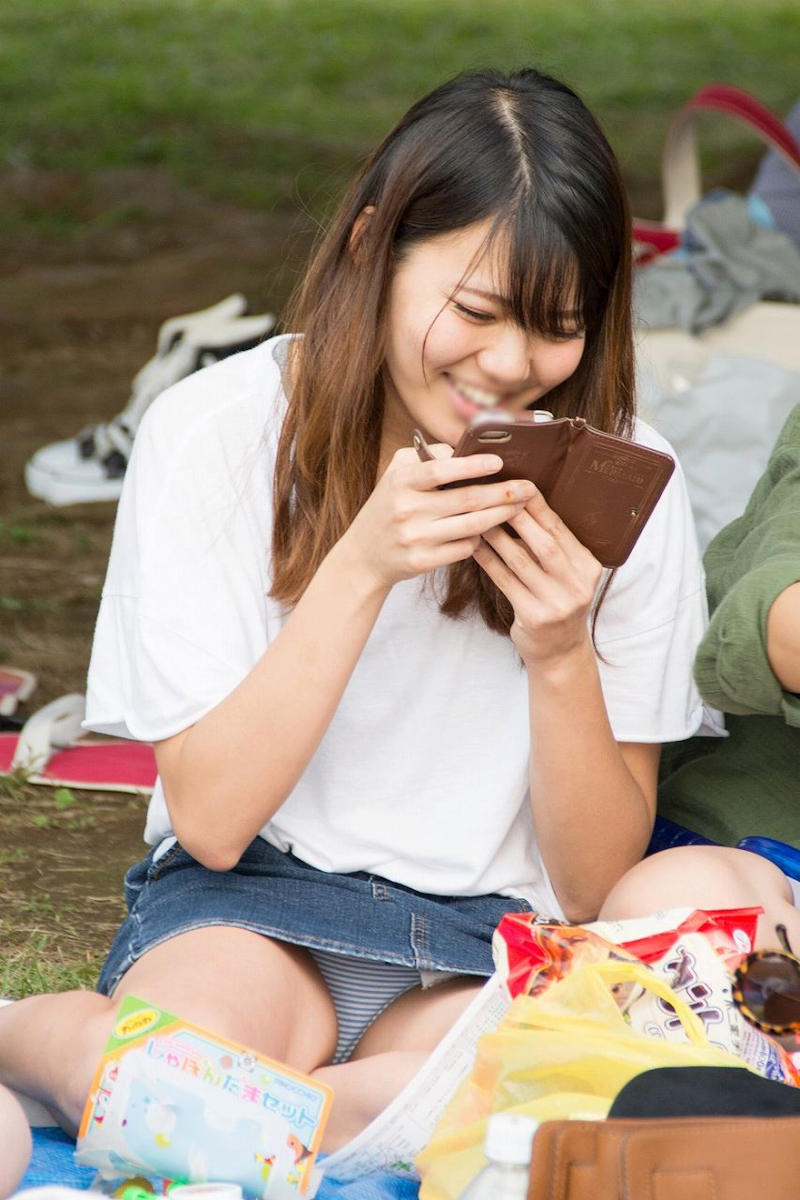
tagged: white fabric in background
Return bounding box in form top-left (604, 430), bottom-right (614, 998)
top-left (637, 351), bottom-right (800, 552)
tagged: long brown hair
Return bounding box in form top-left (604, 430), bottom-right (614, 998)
top-left (272, 67), bottom-right (634, 632)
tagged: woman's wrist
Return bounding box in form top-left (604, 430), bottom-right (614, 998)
top-left (521, 634), bottom-right (596, 685)
top-left (323, 535), bottom-right (393, 607)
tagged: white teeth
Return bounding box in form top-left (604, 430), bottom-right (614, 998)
top-left (456, 382), bottom-right (502, 408)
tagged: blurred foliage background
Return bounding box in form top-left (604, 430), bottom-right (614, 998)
top-left (2, 0), bottom-right (799, 236)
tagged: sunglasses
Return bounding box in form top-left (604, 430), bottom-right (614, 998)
top-left (732, 923), bottom-right (800, 1034)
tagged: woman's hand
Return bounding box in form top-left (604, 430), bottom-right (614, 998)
top-left (340, 445), bottom-right (538, 590)
top-left (473, 486), bottom-right (604, 668)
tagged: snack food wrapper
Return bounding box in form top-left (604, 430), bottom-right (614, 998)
top-left (76, 996), bottom-right (333, 1198)
top-left (492, 907), bottom-right (800, 1086)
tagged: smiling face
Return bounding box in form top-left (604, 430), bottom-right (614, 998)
top-left (379, 219), bottom-right (586, 462)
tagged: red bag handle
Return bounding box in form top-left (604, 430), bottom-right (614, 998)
top-left (632, 84), bottom-right (800, 258)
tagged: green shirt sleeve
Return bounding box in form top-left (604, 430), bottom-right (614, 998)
top-left (693, 404), bottom-right (800, 726)
top-left (694, 558), bottom-right (800, 724)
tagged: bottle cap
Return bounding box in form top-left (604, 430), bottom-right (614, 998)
top-left (484, 1112), bottom-right (538, 1165)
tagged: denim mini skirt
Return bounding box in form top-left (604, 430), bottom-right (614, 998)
top-left (97, 835), bottom-right (533, 996)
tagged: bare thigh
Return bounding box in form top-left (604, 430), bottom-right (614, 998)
top-left (0, 926), bottom-right (337, 1134)
top-left (113, 925), bottom-right (338, 1070)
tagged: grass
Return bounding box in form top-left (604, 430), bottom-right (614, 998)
top-left (0, 519), bottom-right (42, 547)
top-left (0, 0), bottom-right (798, 228)
top-left (0, 936), bottom-right (103, 997)
top-left (0, 776), bottom-right (144, 997)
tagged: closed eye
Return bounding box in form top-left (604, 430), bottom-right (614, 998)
top-left (451, 300), bottom-right (494, 322)
top-left (549, 327), bottom-right (585, 343)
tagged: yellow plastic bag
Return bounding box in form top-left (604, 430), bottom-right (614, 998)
top-left (417, 960), bottom-right (752, 1200)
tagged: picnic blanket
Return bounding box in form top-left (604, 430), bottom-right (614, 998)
top-left (19, 1129), bottom-right (418, 1200)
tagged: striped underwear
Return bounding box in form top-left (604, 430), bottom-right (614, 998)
top-left (308, 948), bottom-right (457, 1064)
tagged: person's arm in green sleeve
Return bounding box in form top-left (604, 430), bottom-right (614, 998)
top-left (768, 579), bottom-right (800, 694)
top-left (694, 405), bottom-right (800, 723)
top-left (694, 558), bottom-right (800, 721)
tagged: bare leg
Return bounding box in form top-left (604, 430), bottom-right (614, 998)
top-left (0, 1083), bottom-right (31, 1200)
top-left (312, 1051), bottom-right (428, 1151)
top-left (0, 926), bottom-right (337, 1135)
top-left (313, 976), bottom-right (483, 1151)
top-left (2, 937), bottom-right (483, 1155)
top-left (599, 845), bottom-right (800, 950)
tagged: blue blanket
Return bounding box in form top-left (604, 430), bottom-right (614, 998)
top-left (21, 1129), bottom-right (419, 1200)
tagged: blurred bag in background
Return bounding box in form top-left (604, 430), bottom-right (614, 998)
top-left (633, 86), bottom-right (800, 550)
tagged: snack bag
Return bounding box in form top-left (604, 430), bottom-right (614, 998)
top-left (592, 906), bottom-right (761, 970)
top-left (492, 911), bottom-right (647, 998)
top-left (76, 996), bottom-right (333, 1199)
top-left (493, 908), bottom-right (800, 1086)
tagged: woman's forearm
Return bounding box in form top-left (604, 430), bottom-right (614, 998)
top-left (526, 640), bottom-right (656, 923)
top-left (158, 540), bottom-right (390, 869)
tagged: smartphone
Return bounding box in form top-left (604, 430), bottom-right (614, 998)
top-left (413, 411), bottom-right (675, 567)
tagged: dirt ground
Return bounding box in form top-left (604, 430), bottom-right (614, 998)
top-left (0, 167), bottom-right (316, 989)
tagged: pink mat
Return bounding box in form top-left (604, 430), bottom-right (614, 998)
top-left (0, 732), bottom-right (157, 793)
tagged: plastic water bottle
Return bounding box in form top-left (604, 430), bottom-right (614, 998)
top-left (459, 1112), bottom-right (538, 1200)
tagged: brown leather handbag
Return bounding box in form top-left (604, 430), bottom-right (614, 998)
top-left (528, 1115), bottom-right (800, 1199)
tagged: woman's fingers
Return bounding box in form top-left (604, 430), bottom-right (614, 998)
top-left (481, 489), bottom-right (603, 592)
top-left (391, 444), bottom-right (506, 490)
top-left (472, 535), bottom-right (538, 609)
top-left (471, 487), bottom-right (605, 666)
top-left (436, 498), bottom-right (532, 542)
top-left (481, 522), bottom-right (551, 598)
top-left (505, 489), bottom-right (601, 576)
top-left (510, 490), bottom-right (583, 558)
top-left (368, 445), bottom-right (602, 584)
top-left (386, 446), bottom-right (542, 540)
top-left (433, 476), bottom-right (538, 517)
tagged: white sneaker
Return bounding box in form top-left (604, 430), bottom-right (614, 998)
top-left (24, 294), bottom-right (276, 506)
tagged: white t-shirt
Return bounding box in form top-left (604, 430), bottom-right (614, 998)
top-left (85, 335), bottom-right (715, 917)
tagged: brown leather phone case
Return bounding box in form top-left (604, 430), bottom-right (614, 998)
top-left (414, 414), bottom-right (674, 568)
top-left (528, 1115), bottom-right (800, 1200)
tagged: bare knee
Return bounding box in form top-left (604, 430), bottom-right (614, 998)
top-left (0, 1084), bottom-right (32, 1197)
top-left (111, 929), bottom-right (338, 1072)
top-left (599, 846), bottom-right (794, 927)
top-left (47, 992), bottom-right (118, 1134)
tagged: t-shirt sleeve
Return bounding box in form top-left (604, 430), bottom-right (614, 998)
top-left (694, 403), bottom-right (800, 726)
top-left (695, 559), bottom-right (800, 726)
top-left (593, 423), bottom-right (720, 743)
top-left (84, 347), bottom-right (286, 742)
